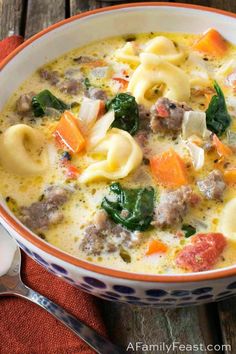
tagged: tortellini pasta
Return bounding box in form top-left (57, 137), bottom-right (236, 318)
top-left (218, 198), bottom-right (236, 241)
top-left (115, 36), bottom-right (184, 68)
top-left (0, 124), bottom-right (48, 175)
top-left (115, 42), bottom-right (140, 67)
top-left (79, 128), bottom-right (143, 183)
top-left (144, 36), bottom-right (185, 65)
top-left (128, 53), bottom-right (190, 107)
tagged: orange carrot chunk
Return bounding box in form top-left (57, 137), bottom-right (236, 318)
top-left (193, 29), bottom-right (228, 57)
top-left (54, 111), bottom-right (86, 153)
top-left (150, 149), bottom-right (188, 188)
top-left (146, 239), bottom-right (168, 256)
top-left (224, 169), bottom-right (236, 184)
top-left (212, 134), bottom-right (232, 157)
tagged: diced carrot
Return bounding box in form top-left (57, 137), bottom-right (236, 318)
top-left (113, 77), bottom-right (129, 90)
top-left (205, 93), bottom-right (214, 105)
top-left (54, 111), bottom-right (86, 153)
top-left (66, 164), bottom-right (80, 179)
top-left (212, 134), bottom-right (232, 157)
top-left (224, 169), bottom-right (236, 184)
top-left (98, 100), bottom-right (106, 117)
top-left (146, 239), bottom-right (168, 256)
top-left (150, 149), bottom-right (188, 188)
top-left (193, 29), bottom-right (229, 57)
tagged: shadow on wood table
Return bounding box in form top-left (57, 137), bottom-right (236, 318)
top-left (1, 0), bottom-right (236, 353)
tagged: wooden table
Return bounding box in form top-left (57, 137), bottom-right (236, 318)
top-left (1, 1), bottom-right (236, 353)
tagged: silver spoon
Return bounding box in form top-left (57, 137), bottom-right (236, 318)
top-left (0, 225), bottom-right (126, 354)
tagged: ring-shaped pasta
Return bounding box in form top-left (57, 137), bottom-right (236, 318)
top-left (115, 42), bottom-right (140, 67)
top-left (128, 53), bottom-right (190, 107)
top-left (79, 128), bottom-right (143, 183)
top-left (0, 124), bottom-right (48, 175)
top-left (144, 36), bottom-right (185, 65)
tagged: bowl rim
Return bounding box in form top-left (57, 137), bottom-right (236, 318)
top-left (1, 2), bottom-right (236, 283)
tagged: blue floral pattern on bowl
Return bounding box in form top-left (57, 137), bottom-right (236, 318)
top-left (16, 239), bottom-right (236, 307)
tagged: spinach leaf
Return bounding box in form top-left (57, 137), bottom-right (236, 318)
top-left (206, 81), bottom-right (231, 136)
top-left (32, 89), bottom-right (68, 117)
top-left (101, 182), bottom-right (155, 231)
top-left (181, 224), bottom-right (196, 238)
top-left (106, 93), bottom-right (139, 135)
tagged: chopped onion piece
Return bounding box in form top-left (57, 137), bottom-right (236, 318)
top-left (182, 111), bottom-right (211, 139)
top-left (186, 141), bottom-right (205, 170)
top-left (79, 97), bottom-right (101, 133)
top-left (215, 58), bottom-right (236, 80)
top-left (186, 52), bottom-right (208, 71)
top-left (227, 130), bottom-right (236, 147)
top-left (87, 110), bottom-right (115, 150)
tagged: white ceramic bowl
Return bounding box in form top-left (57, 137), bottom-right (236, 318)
top-left (1, 2), bottom-right (236, 307)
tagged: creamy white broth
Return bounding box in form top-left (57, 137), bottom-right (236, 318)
top-left (1, 31), bottom-right (236, 274)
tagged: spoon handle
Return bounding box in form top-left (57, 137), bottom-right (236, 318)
top-left (14, 285), bottom-right (125, 354)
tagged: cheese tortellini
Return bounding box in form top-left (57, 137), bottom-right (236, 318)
top-left (79, 128), bottom-right (143, 183)
top-left (115, 36), bottom-right (184, 67)
top-left (115, 42), bottom-right (140, 67)
top-left (144, 36), bottom-right (185, 65)
top-left (218, 198), bottom-right (236, 241)
top-left (0, 124), bottom-right (48, 175)
top-left (128, 53), bottom-right (190, 107)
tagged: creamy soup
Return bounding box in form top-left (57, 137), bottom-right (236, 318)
top-left (1, 30), bottom-right (236, 274)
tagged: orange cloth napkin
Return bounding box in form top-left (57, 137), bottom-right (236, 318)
top-left (0, 36), bottom-right (107, 354)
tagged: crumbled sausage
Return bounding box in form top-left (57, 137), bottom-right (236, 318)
top-left (197, 170), bottom-right (226, 200)
top-left (135, 131), bottom-right (149, 148)
top-left (73, 56), bottom-right (95, 64)
top-left (58, 79), bottom-right (82, 95)
top-left (152, 186), bottom-right (199, 227)
top-left (16, 92), bottom-right (35, 115)
top-left (150, 97), bottom-right (192, 133)
top-left (39, 69), bottom-right (60, 85)
top-left (138, 104), bottom-right (151, 122)
top-left (134, 105), bottom-right (152, 157)
top-left (80, 210), bottom-right (143, 256)
top-left (80, 225), bottom-right (105, 256)
top-left (87, 87), bottom-right (108, 101)
top-left (20, 186), bottom-right (69, 232)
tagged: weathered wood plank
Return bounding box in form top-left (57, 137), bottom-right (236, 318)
top-left (218, 298), bottom-right (236, 354)
top-left (100, 301), bottom-right (219, 353)
top-left (25, 0), bottom-right (66, 38)
top-left (70, 0), bottom-right (102, 14)
top-left (171, 0), bottom-right (236, 13)
top-left (0, 0), bottom-right (25, 40)
top-left (70, 0), bottom-right (171, 15)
